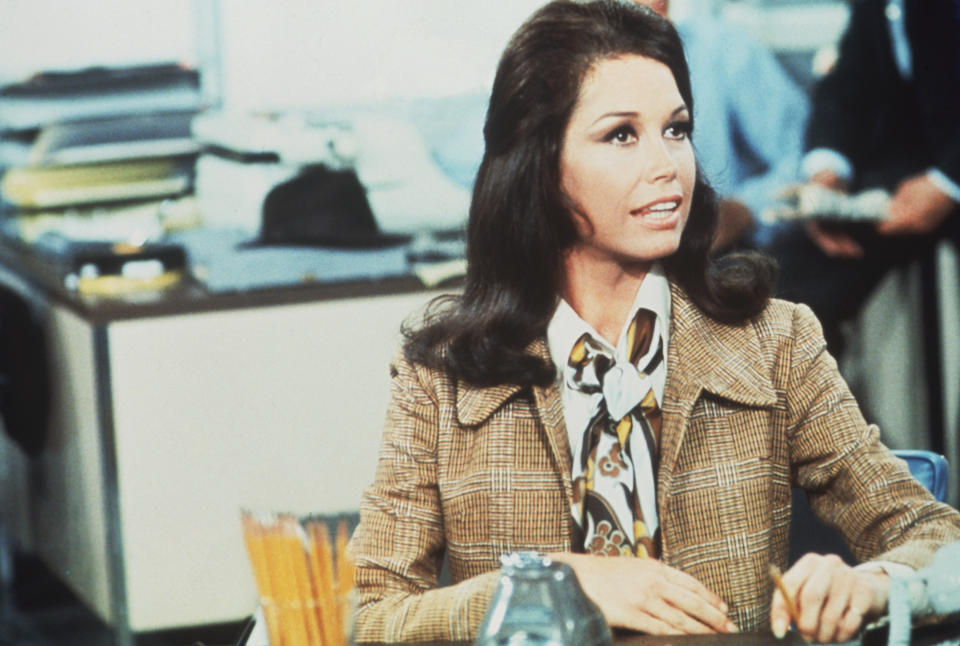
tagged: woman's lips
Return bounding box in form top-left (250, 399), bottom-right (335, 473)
top-left (632, 196), bottom-right (683, 228)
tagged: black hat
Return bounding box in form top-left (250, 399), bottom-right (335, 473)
top-left (256, 164), bottom-right (410, 248)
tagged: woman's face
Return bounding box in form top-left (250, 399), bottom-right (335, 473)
top-left (560, 54), bottom-right (696, 272)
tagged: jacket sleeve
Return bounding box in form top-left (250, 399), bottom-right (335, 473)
top-left (783, 304), bottom-right (960, 569)
top-left (350, 352), bottom-right (498, 642)
top-left (804, 1), bottom-right (893, 165)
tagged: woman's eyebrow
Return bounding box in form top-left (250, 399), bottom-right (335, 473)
top-left (590, 104), bottom-right (689, 127)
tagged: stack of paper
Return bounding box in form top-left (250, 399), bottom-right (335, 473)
top-left (0, 63), bottom-right (204, 294)
top-left (0, 62), bottom-right (202, 131)
top-left (3, 154), bottom-right (192, 209)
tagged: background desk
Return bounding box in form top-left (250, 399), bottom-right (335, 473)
top-left (0, 242), bottom-right (450, 646)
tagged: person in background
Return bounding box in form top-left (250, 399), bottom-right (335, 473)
top-left (768, 0), bottom-right (960, 357)
top-left (637, 0), bottom-right (809, 250)
top-left (349, 1), bottom-right (960, 643)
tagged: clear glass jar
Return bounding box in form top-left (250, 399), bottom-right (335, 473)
top-left (475, 552), bottom-right (611, 646)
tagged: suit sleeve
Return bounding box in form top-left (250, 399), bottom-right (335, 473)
top-left (783, 304), bottom-right (960, 569)
top-left (350, 353), bottom-right (498, 642)
top-left (804, 0), bottom-right (891, 164)
top-left (721, 25), bottom-right (808, 221)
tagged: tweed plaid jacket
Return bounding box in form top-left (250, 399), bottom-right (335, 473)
top-left (351, 284), bottom-right (960, 642)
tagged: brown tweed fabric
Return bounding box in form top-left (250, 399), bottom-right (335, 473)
top-left (351, 284), bottom-right (960, 642)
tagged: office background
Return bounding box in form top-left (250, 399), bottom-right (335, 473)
top-left (0, 1), bottom-right (957, 645)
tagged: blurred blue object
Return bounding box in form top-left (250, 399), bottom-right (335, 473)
top-left (894, 449), bottom-right (948, 503)
top-left (887, 540), bottom-right (960, 646)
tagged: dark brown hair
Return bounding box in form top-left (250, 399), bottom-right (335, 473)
top-left (404, 0), bottom-right (776, 388)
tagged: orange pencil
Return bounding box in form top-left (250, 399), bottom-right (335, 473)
top-left (308, 521), bottom-right (341, 646)
top-left (241, 513), bottom-right (284, 646)
top-left (334, 520), bottom-right (356, 642)
top-left (285, 516), bottom-right (323, 646)
top-left (268, 517), bottom-right (309, 646)
top-left (335, 520), bottom-right (355, 597)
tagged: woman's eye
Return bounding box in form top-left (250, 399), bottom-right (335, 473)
top-left (665, 121), bottom-right (692, 140)
top-left (605, 125), bottom-right (637, 145)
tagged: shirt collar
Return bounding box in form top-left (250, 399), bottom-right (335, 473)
top-left (547, 264), bottom-right (672, 381)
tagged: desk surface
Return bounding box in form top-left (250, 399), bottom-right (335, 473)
top-left (356, 620), bottom-right (960, 646)
top-left (0, 235), bottom-right (436, 323)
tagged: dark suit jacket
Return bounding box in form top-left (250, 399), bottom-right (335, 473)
top-left (805, 0), bottom-right (960, 192)
top-left (351, 285), bottom-right (960, 642)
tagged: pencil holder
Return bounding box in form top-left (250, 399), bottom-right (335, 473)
top-left (241, 511), bottom-right (356, 646)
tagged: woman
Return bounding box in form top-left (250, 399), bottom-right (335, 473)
top-left (350, 1), bottom-right (960, 643)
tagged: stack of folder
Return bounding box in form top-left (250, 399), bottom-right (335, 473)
top-left (2, 111), bottom-right (197, 211)
top-left (0, 63), bottom-right (204, 294)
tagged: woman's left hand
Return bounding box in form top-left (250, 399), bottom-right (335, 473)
top-left (770, 553), bottom-right (889, 643)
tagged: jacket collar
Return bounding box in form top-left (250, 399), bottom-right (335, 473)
top-left (455, 338), bottom-right (550, 427)
top-left (455, 285), bottom-right (778, 426)
top-left (664, 283), bottom-right (777, 408)
top-left (454, 338), bottom-right (573, 537)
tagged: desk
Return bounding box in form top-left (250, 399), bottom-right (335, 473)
top-left (356, 620), bottom-right (960, 646)
top-left (0, 240), bottom-right (452, 646)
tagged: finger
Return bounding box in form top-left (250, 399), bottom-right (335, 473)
top-left (789, 557), bottom-right (834, 641)
top-left (881, 195), bottom-right (923, 235)
top-left (837, 236), bottom-right (864, 258)
top-left (647, 597), bottom-right (719, 635)
top-left (628, 614), bottom-right (683, 637)
top-left (662, 567), bottom-right (729, 613)
top-left (836, 606), bottom-right (865, 643)
top-left (781, 552), bottom-right (819, 585)
top-left (804, 221), bottom-right (831, 250)
top-left (771, 556), bottom-right (816, 638)
top-left (876, 215), bottom-right (907, 236)
top-left (805, 221), bottom-right (864, 258)
top-left (824, 231), bottom-right (863, 258)
top-left (769, 586), bottom-right (793, 639)
top-left (817, 569), bottom-right (856, 644)
top-left (835, 588), bottom-right (871, 643)
top-left (664, 584), bottom-right (737, 634)
top-left (805, 223), bottom-right (845, 257)
top-left (875, 216), bottom-right (900, 235)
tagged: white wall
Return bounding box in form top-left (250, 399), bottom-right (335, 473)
top-left (216, 1), bottom-right (545, 110)
top-left (0, 1), bottom-right (198, 84)
top-left (0, 1), bottom-right (845, 110)
top-left (0, 1), bottom-right (547, 109)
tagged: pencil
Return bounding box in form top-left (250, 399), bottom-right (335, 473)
top-left (241, 512), bottom-right (284, 646)
top-left (768, 564), bottom-right (800, 626)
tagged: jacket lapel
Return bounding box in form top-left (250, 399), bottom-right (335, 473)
top-left (454, 339), bottom-right (574, 513)
top-left (528, 338), bottom-right (574, 507)
top-left (658, 285), bottom-right (779, 520)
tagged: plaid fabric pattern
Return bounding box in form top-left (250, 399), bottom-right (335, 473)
top-left (351, 284), bottom-right (960, 642)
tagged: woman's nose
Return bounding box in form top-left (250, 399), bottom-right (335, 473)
top-left (643, 140), bottom-right (679, 183)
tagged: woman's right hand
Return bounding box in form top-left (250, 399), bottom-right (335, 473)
top-left (550, 553), bottom-right (737, 635)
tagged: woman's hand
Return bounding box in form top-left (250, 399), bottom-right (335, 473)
top-left (771, 553), bottom-right (889, 643)
top-left (550, 553), bottom-right (736, 635)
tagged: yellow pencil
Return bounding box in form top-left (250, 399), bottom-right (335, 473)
top-left (241, 513), bottom-right (284, 646)
top-left (769, 564), bottom-right (800, 626)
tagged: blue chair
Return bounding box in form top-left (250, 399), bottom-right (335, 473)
top-left (893, 449), bottom-right (948, 503)
top-left (788, 449), bottom-right (949, 564)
